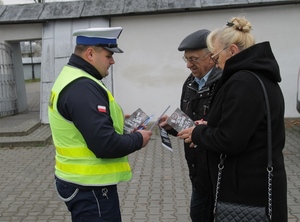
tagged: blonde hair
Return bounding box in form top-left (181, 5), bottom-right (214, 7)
top-left (207, 17), bottom-right (255, 52)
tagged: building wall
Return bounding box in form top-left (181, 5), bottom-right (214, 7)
top-left (1, 4), bottom-right (297, 122)
top-left (40, 17), bottom-right (110, 122)
top-left (109, 4), bottom-right (300, 119)
top-left (0, 23), bottom-right (43, 113)
top-left (40, 4), bottom-right (300, 123)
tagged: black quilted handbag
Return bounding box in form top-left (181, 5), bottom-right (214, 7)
top-left (215, 201), bottom-right (269, 222)
top-left (213, 72), bottom-right (272, 222)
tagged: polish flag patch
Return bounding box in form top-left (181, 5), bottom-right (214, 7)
top-left (97, 105), bottom-right (107, 113)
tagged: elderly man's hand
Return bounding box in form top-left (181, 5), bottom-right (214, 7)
top-left (158, 115), bottom-right (173, 131)
top-left (177, 126), bottom-right (196, 147)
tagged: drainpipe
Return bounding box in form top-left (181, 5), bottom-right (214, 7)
top-left (29, 40), bottom-right (35, 80)
top-left (109, 17), bottom-right (114, 95)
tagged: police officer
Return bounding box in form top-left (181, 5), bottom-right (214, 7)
top-left (48, 27), bottom-right (152, 222)
top-left (160, 29), bottom-right (222, 221)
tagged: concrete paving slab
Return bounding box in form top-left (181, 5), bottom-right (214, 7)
top-left (0, 123), bottom-right (299, 221)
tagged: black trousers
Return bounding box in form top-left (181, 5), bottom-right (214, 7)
top-left (55, 178), bottom-right (121, 222)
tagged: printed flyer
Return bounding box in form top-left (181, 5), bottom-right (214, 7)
top-left (124, 108), bottom-right (151, 134)
top-left (158, 126), bottom-right (173, 152)
top-left (167, 108), bottom-right (195, 132)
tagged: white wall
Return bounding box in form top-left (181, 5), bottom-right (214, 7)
top-left (111, 4), bottom-right (300, 118)
top-left (0, 23), bottom-right (42, 114)
top-left (40, 17), bottom-right (110, 122)
top-left (38, 4), bottom-right (300, 123)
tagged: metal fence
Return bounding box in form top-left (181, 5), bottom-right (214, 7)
top-left (0, 43), bottom-right (18, 117)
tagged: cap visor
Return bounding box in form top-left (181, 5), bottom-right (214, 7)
top-left (104, 47), bottom-right (123, 53)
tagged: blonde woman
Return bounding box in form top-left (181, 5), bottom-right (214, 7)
top-left (178, 17), bottom-right (287, 222)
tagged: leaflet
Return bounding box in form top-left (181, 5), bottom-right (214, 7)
top-left (158, 126), bottom-right (173, 152)
top-left (149, 105), bottom-right (170, 131)
top-left (167, 108), bottom-right (195, 132)
top-left (124, 108), bottom-right (152, 134)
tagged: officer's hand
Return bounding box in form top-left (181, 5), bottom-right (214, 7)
top-left (137, 130), bottom-right (152, 148)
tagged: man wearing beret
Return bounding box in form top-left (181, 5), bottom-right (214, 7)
top-left (160, 29), bottom-right (222, 221)
top-left (48, 27), bottom-right (152, 221)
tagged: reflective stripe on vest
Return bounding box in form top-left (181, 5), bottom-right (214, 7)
top-left (48, 65), bottom-right (132, 186)
top-left (55, 156), bottom-right (131, 175)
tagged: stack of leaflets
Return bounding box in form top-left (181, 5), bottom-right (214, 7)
top-left (158, 126), bottom-right (173, 152)
top-left (124, 108), bottom-right (153, 134)
top-left (167, 108), bottom-right (195, 132)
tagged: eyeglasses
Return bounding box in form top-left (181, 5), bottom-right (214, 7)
top-left (210, 46), bottom-right (228, 64)
top-left (182, 52), bottom-right (210, 64)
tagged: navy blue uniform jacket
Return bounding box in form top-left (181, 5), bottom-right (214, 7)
top-left (57, 54), bottom-right (143, 159)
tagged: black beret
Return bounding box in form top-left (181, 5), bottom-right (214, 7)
top-left (178, 29), bottom-right (211, 51)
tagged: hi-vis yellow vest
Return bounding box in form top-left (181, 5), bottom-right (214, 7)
top-left (48, 65), bottom-right (132, 186)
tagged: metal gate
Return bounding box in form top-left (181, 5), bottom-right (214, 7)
top-left (0, 43), bottom-right (18, 117)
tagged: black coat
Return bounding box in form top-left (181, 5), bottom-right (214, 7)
top-left (178, 67), bottom-right (222, 193)
top-left (192, 42), bottom-right (287, 222)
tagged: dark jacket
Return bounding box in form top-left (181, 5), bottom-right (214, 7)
top-left (171, 67), bottom-right (222, 193)
top-left (192, 42), bottom-right (287, 222)
top-left (57, 54), bottom-right (143, 159)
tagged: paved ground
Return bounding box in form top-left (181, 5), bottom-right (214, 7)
top-left (0, 82), bottom-right (299, 222)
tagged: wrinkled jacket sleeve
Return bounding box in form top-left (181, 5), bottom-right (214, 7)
top-left (58, 78), bottom-right (143, 158)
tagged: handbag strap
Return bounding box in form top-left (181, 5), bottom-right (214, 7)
top-left (213, 71), bottom-right (273, 221)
